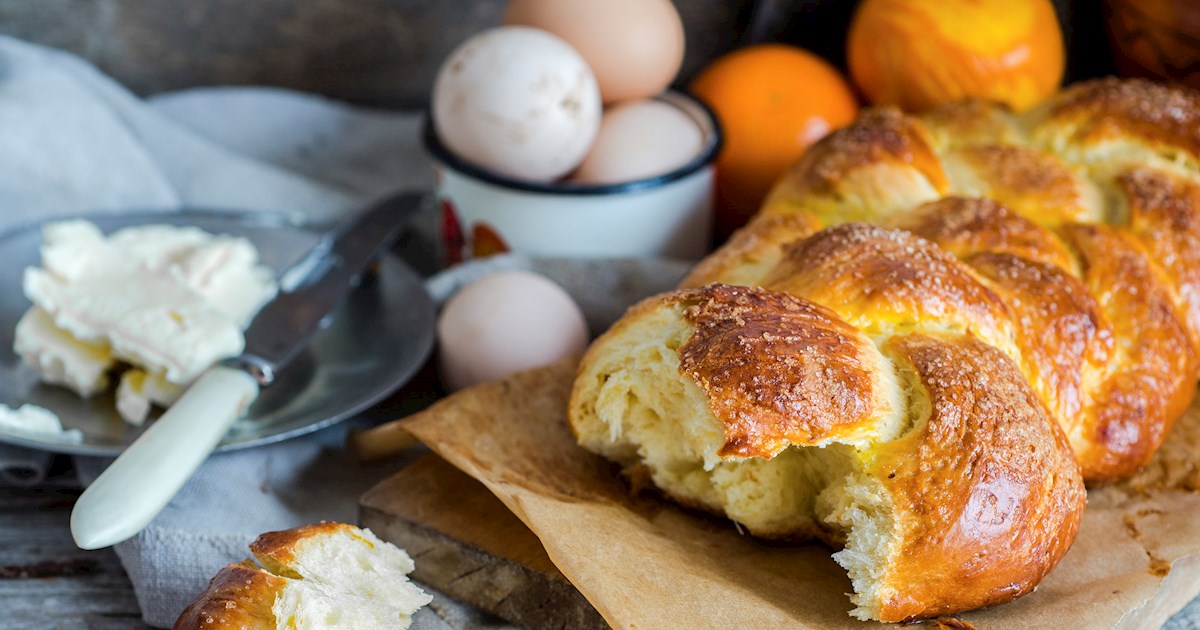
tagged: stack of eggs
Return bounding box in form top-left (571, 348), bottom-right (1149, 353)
top-left (432, 0), bottom-right (697, 185)
top-left (432, 1), bottom-right (700, 392)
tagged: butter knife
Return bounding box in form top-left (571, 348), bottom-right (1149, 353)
top-left (70, 192), bottom-right (425, 550)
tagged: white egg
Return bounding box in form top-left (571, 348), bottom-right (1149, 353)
top-left (437, 271), bottom-right (589, 392)
top-left (572, 99), bottom-right (704, 184)
top-left (433, 27), bottom-right (602, 182)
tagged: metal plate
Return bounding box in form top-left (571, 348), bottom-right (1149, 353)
top-left (0, 211), bottom-right (436, 456)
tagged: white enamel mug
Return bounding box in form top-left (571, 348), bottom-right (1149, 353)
top-left (425, 90), bottom-right (722, 264)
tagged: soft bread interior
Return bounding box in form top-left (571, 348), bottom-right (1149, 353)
top-left (255, 525), bottom-right (431, 629)
top-left (821, 352), bottom-right (930, 620)
top-left (570, 297), bottom-right (907, 619)
top-left (819, 469), bottom-right (894, 620)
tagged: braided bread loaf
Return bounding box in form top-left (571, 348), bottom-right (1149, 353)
top-left (568, 79), bottom-right (1200, 621)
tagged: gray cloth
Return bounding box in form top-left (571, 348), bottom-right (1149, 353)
top-left (0, 38), bottom-right (373, 223)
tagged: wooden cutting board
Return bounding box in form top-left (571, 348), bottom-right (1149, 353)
top-left (359, 454), bottom-right (606, 630)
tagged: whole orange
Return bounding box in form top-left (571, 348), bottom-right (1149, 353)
top-left (847, 0), bottom-right (1064, 112)
top-left (691, 44), bottom-right (858, 237)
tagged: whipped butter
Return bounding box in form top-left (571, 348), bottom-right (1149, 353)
top-left (116, 369), bottom-right (184, 426)
top-left (0, 404), bottom-right (83, 442)
top-left (15, 220), bottom-right (277, 425)
top-left (15, 306), bottom-right (114, 397)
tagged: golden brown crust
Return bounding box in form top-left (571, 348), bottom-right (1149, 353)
top-left (173, 563), bottom-right (281, 630)
top-left (887, 197), bottom-right (1113, 443)
top-left (1029, 78), bottom-right (1200, 162)
top-left (1064, 224), bottom-right (1199, 481)
top-left (675, 284), bottom-right (887, 457)
top-left (964, 252), bottom-right (1110, 440)
top-left (788, 108), bottom-right (948, 194)
top-left (250, 522), bottom-right (357, 579)
top-left (891, 196), bottom-right (1077, 273)
top-left (1118, 167), bottom-right (1200, 348)
top-left (763, 109), bottom-right (949, 225)
top-left (873, 334), bottom-right (1085, 622)
top-left (762, 224), bottom-right (1013, 349)
top-left (918, 99), bottom-right (1022, 150)
top-left (942, 144), bottom-right (1102, 225)
top-left (679, 213), bottom-right (819, 289)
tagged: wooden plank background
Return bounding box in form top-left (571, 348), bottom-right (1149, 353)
top-left (0, 0), bottom-right (746, 108)
top-left (0, 484), bottom-right (145, 628)
top-left (0, 0), bottom-right (1113, 109)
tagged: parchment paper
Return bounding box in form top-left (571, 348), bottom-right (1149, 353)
top-left (401, 359), bottom-right (1200, 628)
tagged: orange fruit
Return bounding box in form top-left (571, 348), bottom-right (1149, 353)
top-left (691, 44), bottom-right (858, 238)
top-left (847, 0), bottom-right (1065, 112)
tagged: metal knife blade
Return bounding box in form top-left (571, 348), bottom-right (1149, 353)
top-left (229, 191), bottom-right (425, 385)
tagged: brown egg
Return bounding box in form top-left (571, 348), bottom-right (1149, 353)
top-left (505, 0), bottom-right (685, 104)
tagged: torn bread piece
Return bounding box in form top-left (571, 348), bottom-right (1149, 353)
top-left (174, 522), bottom-right (431, 630)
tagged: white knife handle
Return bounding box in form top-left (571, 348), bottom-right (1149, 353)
top-left (70, 366), bottom-right (260, 550)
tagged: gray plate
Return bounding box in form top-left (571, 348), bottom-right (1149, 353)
top-left (0, 211), bottom-right (436, 456)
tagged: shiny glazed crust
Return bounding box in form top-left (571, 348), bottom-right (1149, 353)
top-left (569, 78), bottom-right (1200, 621)
top-left (711, 77), bottom-right (1200, 482)
top-left (249, 521), bottom-right (357, 579)
top-left (872, 334), bottom-right (1083, 618)
top-left (174, 562), bottom-right (282, 630)
top-left (675, 284), bottom-right (893, 455)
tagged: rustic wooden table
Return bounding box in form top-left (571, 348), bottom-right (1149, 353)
top-left (2, 480), bottom-right (149, 628)
top-left (9, 461), bottom-right (1200, 630)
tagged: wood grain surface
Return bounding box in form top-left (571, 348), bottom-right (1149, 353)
top-left (361, 454), bottom-right (606, 630)
top-left (0, 485), bottom-right (149, 629)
